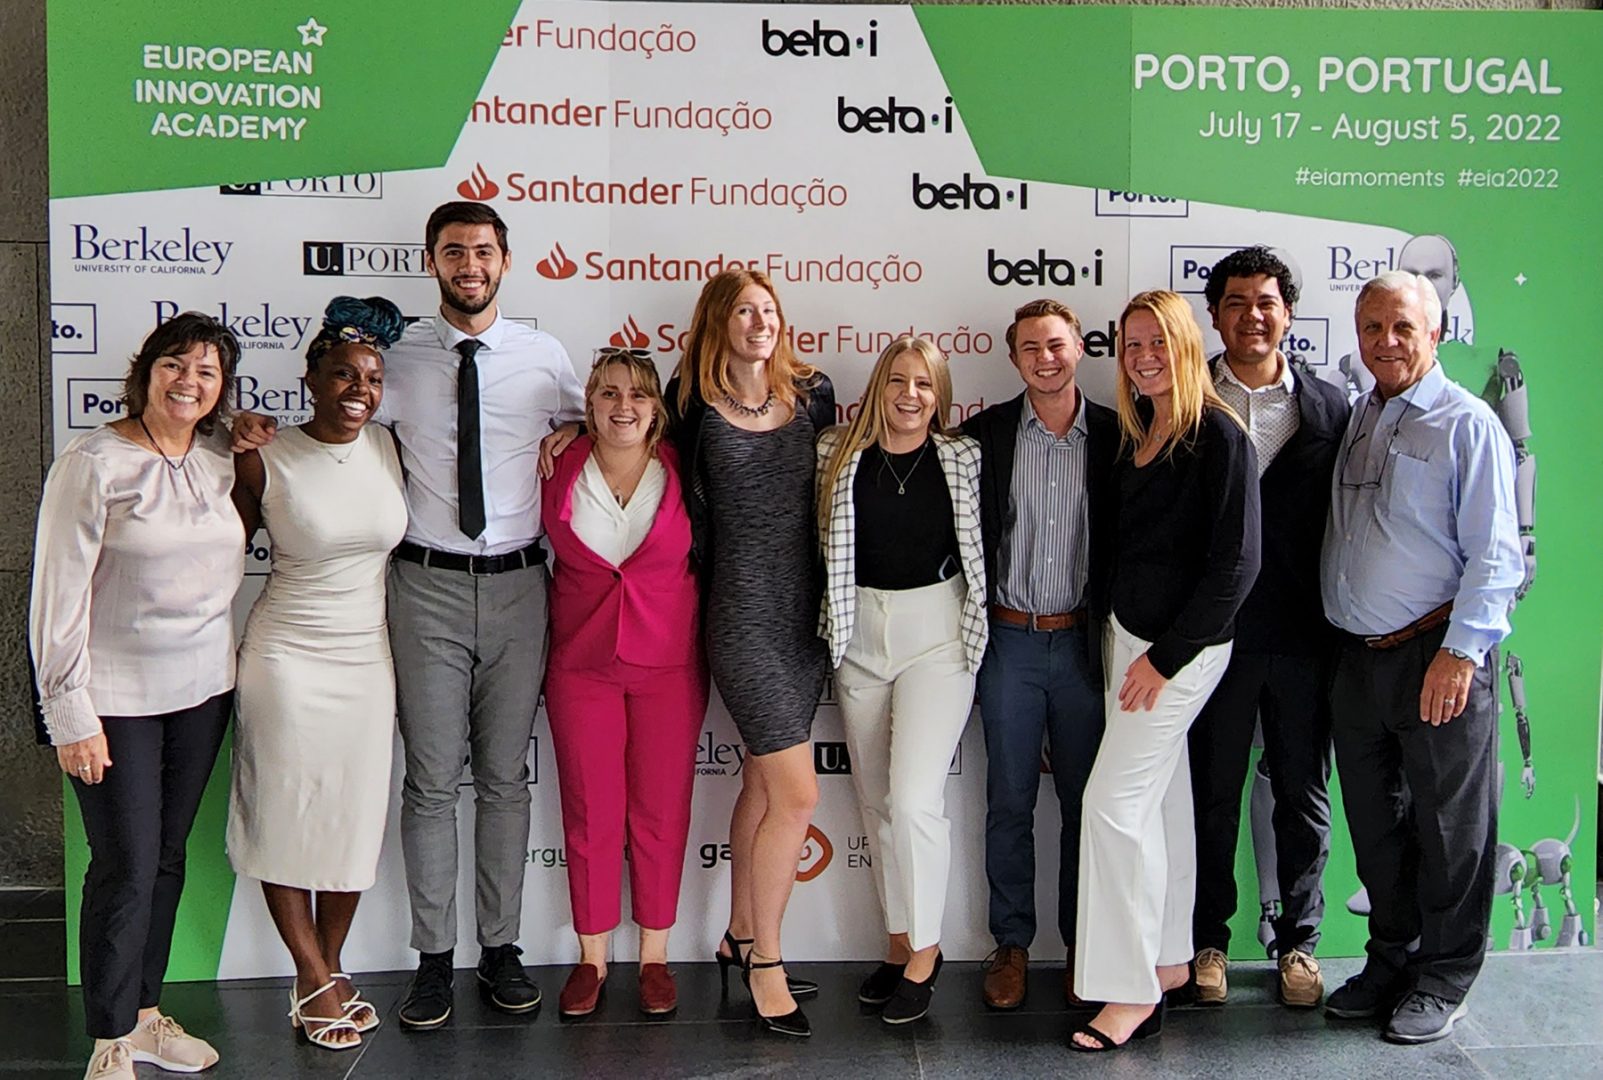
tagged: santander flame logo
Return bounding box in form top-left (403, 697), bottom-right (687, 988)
top-left (536, 242), bottom-right (579, 280)
top-left (456, 163), bottom-right (500, 202)
top-left (608, 315), bottom-right (650, 349)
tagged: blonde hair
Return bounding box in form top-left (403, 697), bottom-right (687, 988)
top-left (1115, 290), bottom-right (1241, 460)
top-left (816, 335), bottom-right (953, 537)
top-left (584, 349), bottom-right (670, 453)
top-left (673, 269), bottom-right (818, 413)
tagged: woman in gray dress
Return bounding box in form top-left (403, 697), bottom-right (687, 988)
top-left (666, 269), bottom-right (834, 1038)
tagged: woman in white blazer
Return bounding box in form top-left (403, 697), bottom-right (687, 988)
top-left (816, 335), bottom-right (987, 1025)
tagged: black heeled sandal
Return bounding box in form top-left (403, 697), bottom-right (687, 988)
top-left (715, 931), bottom-right (818, 998)
top-left (746, 952), bottom-right (811, 1038)
top-left (1068, 999), bottom-right (1165, 1053)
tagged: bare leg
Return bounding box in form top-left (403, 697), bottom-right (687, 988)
top-left (263, 883), bottom-right (357, 1046)
top-left (639, 926), bottom-right (670, 967)
top-left (313, 891), bottom-right (363, 1011)
top-left (886, 932), bottom-right (913, 965)
top-left (720, 779), bottom-right (767, 958)
top-left (746, 744), bottom-right (818, 1018)
top-left (905, 942), bottom-right (940, 983)
top-left (1072, 964), bottom-right (1189, 1049)
top-left (578, 931), bottom-right (611, 980)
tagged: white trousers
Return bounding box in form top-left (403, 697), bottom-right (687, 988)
top-left (836, 577), bottom-right (975, 951)
top-left (1075, 614), bottom-right (1232, 1004)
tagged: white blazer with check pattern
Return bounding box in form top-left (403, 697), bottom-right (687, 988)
top-left (816, 427), bottom-right (989, 672)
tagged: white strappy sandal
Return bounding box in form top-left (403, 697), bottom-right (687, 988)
top-left (331, 972), bottom-right (382, 1032)
top-left (289, 979), bottom-right (363, 1051)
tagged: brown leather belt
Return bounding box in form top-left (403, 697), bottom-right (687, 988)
top-left (1361, 601), bottom-right (1453, 650)
top-left (990, 604), bottom-right (1082, 632)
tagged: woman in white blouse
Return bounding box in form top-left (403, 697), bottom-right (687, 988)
top-left (539, 348), bottom-right (708, 1019)
top-left (30, 313), bottom-right (245, 1080)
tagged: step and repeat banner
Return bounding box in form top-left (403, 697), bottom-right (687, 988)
top-left (47, 2), bottom-right (1599, 979)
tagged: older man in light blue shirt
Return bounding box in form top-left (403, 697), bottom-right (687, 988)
top-left (1320, 269), bottom-right (1521, 1046)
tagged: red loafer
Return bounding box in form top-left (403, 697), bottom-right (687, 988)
top-left (558, 964), bottom-right (605, 1018)
top-left (638, 963), bottom-right (678, 1015)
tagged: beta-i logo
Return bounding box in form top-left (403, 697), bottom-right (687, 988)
top-left (457, 163), bottom-right (500, 202)
top-left (836, 95), bottom-right (952, 135)
top-left (987, 248), bottom-right (1105, 288)
top-left (762, 17), bottom-right (877, 57)
top-left (536, 241), bottom-right (579, 280)
top-left (51, 303), bottom-right (98, 354)
top-left (608, 315), bottom-right (650, 349)
top-left (913, 173), bottom-right (1028, 211)
top-left (795, 825), bottom-right (833, 882)
top-left (302, 241), bottom-right (429, 278)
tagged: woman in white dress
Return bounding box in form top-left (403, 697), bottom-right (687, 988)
top-left (227, 296), bottom-right (409, 1051)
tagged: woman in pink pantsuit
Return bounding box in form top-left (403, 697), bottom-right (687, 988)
top-left (540, 348), bottom-right (709, 1019)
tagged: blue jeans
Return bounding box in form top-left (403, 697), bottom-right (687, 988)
top-left (977, 621), bottom-right (1105, 951)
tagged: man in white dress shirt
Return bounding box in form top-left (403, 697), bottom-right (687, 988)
top-left (233, 202), bottom-right (583, 1027)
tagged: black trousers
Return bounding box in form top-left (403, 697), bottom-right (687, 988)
top-left (1330, 627), bottom-right (1497, 1002)
top-left (1189, 651), bottom-right (1333, 956)
top-left (70, 691), bottom-right (232, 1038)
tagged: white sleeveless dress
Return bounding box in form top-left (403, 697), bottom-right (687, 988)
top-left (227, 424), bottom-right (408, 891)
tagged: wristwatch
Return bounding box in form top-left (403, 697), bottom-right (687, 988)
top-left (1444, 647), bottom-right (1475, 664)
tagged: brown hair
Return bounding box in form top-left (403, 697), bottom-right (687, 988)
top-left (1005, 299), bottom-right (1084, 355)
top-left (585, 349), bottom-right (670, 454)
top-left (122, 312), bottom-right (241, 436)
top-left (425, 201), bottom-right (509, 255)
top-left (672, 269), bottom-right (818, 413)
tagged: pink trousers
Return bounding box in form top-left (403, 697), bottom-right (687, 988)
top-left (543, 659), bottom-right (709, 934)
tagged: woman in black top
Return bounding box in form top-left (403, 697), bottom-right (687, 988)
top-left (664, 269), bottom-right (833, 1037)
top-left (815, 336), bottom-right (987, 1025)
top-left (1070, 290), bottom-right (1260, 1052)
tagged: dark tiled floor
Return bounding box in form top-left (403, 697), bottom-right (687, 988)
top-left (2, 942), bottom-right (1598, 1078)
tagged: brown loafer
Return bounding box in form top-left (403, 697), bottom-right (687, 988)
top-left (558, 963), bottom-right (605, 1018)
top-left (638, 963), bottom-right (678, 1015)
top-left (982, 945), bottom-right (1028, 1010)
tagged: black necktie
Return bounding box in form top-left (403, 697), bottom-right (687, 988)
top-left (455, 339), bottom-right (486, 539)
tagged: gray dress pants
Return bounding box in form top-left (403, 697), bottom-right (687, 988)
top-left (388, 558), bottom-right (549, 954)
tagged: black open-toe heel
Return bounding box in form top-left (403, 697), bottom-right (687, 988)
top-left (747, 952), bottom-right (811, 1038)
top-left (718, 931), bottom-right (818, 999)
top-left (1068, 999), bottom-right (1165, 1053)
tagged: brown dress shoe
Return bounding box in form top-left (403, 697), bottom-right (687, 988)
top-left (1063, 962), bottom-right (1097, 1009)
top-left (638, 963), bottom-right (678, 1015)
top-left (1193, 947), bottom-right (1228, 1006)
top-left (1278, 950), bottom-right (1323, 1008)
top-left (982, 945), bottom-right (1028, 1010)
top-left (558, 963), bottom-right (605, 1018)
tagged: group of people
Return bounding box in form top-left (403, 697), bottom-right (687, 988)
top-left (29, 198), bottom-right (1522, 1078)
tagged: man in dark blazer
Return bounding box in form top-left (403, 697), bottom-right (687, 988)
top-left (1183, 246), bottom-right (1350, 1010)
top-left (960, 299), bottom-right (1119, 1010)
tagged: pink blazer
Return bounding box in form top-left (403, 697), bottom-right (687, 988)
top-left (542, 436), bottom-right (701, 672)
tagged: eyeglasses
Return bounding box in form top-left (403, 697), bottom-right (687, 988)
top-left (591, 347), bottom-right (652, 366)
top-left (1337, 400), bottom-right (1401, 490)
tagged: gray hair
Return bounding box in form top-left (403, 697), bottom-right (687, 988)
top-left (1356, 270), bottom-right (1443, 334)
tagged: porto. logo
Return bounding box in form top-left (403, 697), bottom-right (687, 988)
top-left (912, 172), bottom-right (1028, 211)
top-left (795, 825), bottom-right (833, 882)
top-left (813, 742), bottom-right (852, 775)
top-left (836, 95), bottom-right (952, 135)
top-left (536, 241), bottom-right (579, 280)
top-left (51, 303), bottom-right (98, 354)
top-left (608, 315), bottom-right (649, 349)
top-left (987, 248), bottom-right (1105, 288)
top-left (1168, 245), bottom-right (1241, 295)
top-left (457, 163), bottom-right (500, 202)
top-left (762, 17), bottom-right (877, 58)
top-left (67, 377), bottom-right (126, 430)
top-left (302, 241), bottom-right (428, 278)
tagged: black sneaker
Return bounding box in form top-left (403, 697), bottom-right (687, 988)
top-left (880, 953), bottom-right (942, 1025)
top-left (1384, 991), bottom-right (1467, 1044)
top-left (477, 944), bottom-right (542, 1014)
top-left (1324, 966), bottom-right (1405, 1020)
top-left (398, 951), bottom-right (454, 1029)
top-left (857, 962), bottom-right (908, 1006)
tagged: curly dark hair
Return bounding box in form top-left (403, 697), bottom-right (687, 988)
top-left (122, 312), bottom-right (241, 436)
top-left (1203, 246), bottom-right (1300, 311)
top-left (304, 295), bottom-right (407, 370)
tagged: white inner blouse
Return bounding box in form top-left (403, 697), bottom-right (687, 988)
top-left (569, 452), bottom-right (666, 566)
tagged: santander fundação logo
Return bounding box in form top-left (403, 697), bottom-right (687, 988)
top-left (536, 242), bottom-right (579, 280)
top-left (608, 315), bottom-right (650, 349)
top-left (457, 163), bottom-right (500, 202)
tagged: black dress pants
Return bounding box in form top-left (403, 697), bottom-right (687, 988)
top-left (1330, 626), bottom-right (1497, 1002)
top-left (1189, 651), bottom-right (1334, 956)
top-left (70, 691), bottom-right (232, 1038)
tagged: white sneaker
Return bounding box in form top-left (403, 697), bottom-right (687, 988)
top-left (84, 1039), bottom-right (136, 1080)
top-left (127, 1013), bottom-right (220, 1072)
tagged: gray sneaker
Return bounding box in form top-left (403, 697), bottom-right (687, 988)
top-left (1384, 991), bottom-right (1467, 1044)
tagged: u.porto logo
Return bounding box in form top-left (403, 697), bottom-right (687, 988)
top-left (813, 742), bottom-right (851, 775)
top-left (536, 241), bottom-right (579, 280)
top-left (457, 163), bottom-right (500, 202)
top-left (762, 17), bottom-right (877, 58)
top-left (836, 95), bottom-right (952, 135)
top-left (302, 240), bottom-right (428, 278)
top-left (608, 315), bottom-right (649, 349)
top-left (796, 825), bottom-right (833, 882)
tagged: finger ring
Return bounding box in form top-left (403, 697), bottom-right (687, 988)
top-left (77, 764), bottom-right (91, 773)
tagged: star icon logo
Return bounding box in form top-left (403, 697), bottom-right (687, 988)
top-left (297, 18), bottom-right (327, 46)
top-left (1514, 273), bottom-right (1528, 286)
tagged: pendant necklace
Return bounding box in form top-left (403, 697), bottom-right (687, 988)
top-left (305, 426), bottom-right (359, 464)
top-left (723, 390), bottom-right (775, 418)
top-left (138, 416), bottom-right (195, 471)
top-left (881, 441), bottom-right (929, 496)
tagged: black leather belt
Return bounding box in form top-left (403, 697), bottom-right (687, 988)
top-left (394, 540), bottom-right (546, 576)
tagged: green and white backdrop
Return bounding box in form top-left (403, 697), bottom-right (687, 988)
top-left (46, 1), bottom-right (1599, 980)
